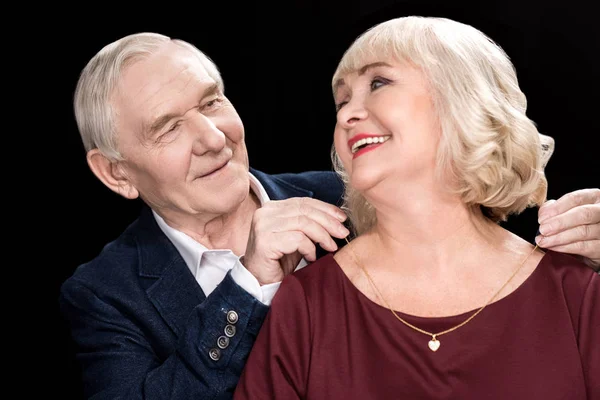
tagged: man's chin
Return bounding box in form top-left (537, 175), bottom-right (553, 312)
top-left (203, 178), bottom-right (251, 210)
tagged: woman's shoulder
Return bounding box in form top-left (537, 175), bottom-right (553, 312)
top-left (276, 252), bottom-right (348, 303)
top-left (531, 250), bottom-right (598, 322)
top-left (540, 249), bottom-right (598, 290)
top-left (536, 250), bottom-right (599, 340)
top-left (292, 252), bottom-right (344, 283)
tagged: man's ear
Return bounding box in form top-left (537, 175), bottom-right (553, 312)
top-left (86, 149), bottom-right (139, 200)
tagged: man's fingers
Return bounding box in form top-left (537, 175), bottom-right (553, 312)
top-left (277, 231), bottom-right (317, 263)
top-left (274, 215), bottom-right (342, 252)
top-left (539, 204), bottom-right (600, 236)
top-left (257, 203), bottom-right (350, 241)
top-left (287, 208), bottom-right (351, 239)
top-left (539, 188), bottom-right (600, 223)
top-left (542, 240), bottom-right (600, 267)
top-left (296, 197), bottom-right (347, 222)
top-left (246, 197), bottom-right (349, 283)
top-left (257, 198), bottom-right (350, 245)
top-left (536, 223), bottom-right (600, 248)
top-left (267, 197), bottom-right (347, 222)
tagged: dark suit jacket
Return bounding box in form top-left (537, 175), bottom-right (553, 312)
top-left (59, 169), bottom-right (344, 399)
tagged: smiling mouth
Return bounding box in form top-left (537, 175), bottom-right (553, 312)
top-left (199, 160), bottom-right (230, 178)
top-left (350, 136), bottom-right (390, 154)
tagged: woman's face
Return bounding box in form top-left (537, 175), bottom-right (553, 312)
top-left (333, 59), bottom-right (442, 197)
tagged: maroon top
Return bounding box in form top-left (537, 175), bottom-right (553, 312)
top-left (234, 250), bottom-right (599, 399)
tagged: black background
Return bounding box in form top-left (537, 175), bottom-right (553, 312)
top-left (40, 1), bottom-right (596, 398)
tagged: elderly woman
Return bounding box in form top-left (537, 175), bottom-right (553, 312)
top-left (233, 16), bottom-right (598, 399)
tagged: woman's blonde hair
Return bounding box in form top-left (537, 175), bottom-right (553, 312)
top-left (331, 16), bottom-right (554, 235)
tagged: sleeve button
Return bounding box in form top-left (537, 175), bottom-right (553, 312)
top-left (227, 310), bottom-right (239, 324)
top-left (208, 348), bottom-right (221, 361)
top-left (217, 335), bottom-right (230, 349)
top-left (224, 324), bottom-right (237, 337)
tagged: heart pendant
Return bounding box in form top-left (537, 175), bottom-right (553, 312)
top-left (428, 338), bottom-right (440, 352)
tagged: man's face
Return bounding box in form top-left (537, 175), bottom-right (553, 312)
top-left (112, 41), bottom-right (251, 220)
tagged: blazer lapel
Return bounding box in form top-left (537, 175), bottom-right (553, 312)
top-left (134, 206), bottom-right (206, 337)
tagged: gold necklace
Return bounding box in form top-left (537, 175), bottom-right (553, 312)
top-left (344, 237), bottom-right (538, 352)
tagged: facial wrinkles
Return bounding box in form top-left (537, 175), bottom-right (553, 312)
top-left (122, 52), bottom-right (196, 139)
top-left (155, 65), bottom-right (196, 106)
top-left (145, 72), bottom-right (199, 138)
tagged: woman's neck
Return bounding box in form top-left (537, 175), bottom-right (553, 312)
top-left (363, 186), bottom-right (504, 276)
top-left (339, 182), bottom-right (543, 317)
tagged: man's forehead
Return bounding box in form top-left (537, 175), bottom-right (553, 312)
top-left (112, 45), bottom-right (218, 133)
top-left (120, 44), bottom-right (214, 96)
top-left (121, 46), bottom-right (210, 92)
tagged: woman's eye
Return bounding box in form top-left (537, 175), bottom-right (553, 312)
top-left (370, 77), bottom-right (389, 90)
top-left (335, 101), bottom-right (348, 112)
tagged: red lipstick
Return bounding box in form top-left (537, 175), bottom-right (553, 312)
top-left (347, 133), bottom-right (388, 159)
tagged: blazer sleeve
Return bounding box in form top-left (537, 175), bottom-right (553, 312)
top-left (59, 271), bottom-right (269, 400)
top-left (233, 274), bottom-right (312, 399)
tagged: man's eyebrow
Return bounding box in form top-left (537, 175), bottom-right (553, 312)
top-left (200, 82), bottom-right (221, 100)
top-left (146, 82), bottom-right (222, 136)
top-left (333, 62), bottom-right (392, 95)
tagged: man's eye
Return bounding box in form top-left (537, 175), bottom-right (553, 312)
top-left (156, 122), bottom-right (180, 142)
top-left (166, 123), bottom-right (180, 133)
top-left (202, 97), bottom-right (224, 110)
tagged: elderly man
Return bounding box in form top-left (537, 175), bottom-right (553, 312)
top-left (60, 32), bottom-right (600, 399)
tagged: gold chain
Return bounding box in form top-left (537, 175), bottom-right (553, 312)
top-left (344, 237), bottom-right (538, 352)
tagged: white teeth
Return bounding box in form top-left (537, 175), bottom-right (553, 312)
top-left (351, 136), bottom-right (390, 154)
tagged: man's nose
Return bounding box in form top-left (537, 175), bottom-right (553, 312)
top-left (190, 113), bottom-right (226, 154)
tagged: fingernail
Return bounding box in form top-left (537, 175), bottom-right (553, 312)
top-left (340, 226), bottom-right (350, 236)
top-left (538, 200), bottom-right (555, 223)
top-left (539, 224), bottom-right (551, 235)
top-left (336, 212), bottom-right (347, 221)
top-left (535, 235), bottom-right (544, 246)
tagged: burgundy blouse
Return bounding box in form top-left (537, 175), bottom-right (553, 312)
top-left (234, 250), bottom-right (599, 399)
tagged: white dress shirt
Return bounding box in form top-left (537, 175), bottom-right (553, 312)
top-left (153, 172), bottom-right (307, 306)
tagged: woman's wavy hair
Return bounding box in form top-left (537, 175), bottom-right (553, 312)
top-left (331, 16), bottom-right (554, 235)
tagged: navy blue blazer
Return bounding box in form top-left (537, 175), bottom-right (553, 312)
top-left (59, 169), bottom-right (344, 399)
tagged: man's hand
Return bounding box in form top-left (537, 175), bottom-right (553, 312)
top-left (243, 198), bottom-right (350, 285)
top-left (536, 188), bottom-right (600, 269)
